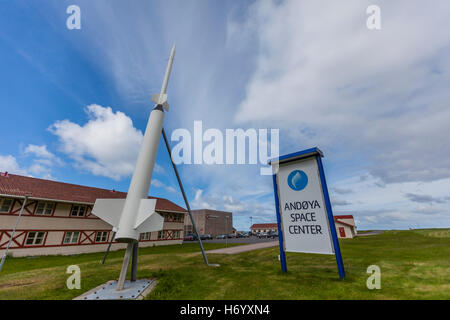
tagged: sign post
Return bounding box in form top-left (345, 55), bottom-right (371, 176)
top-left (270, 147), bottom-right (345, 279)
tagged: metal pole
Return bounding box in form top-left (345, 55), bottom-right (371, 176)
top-left (0, 195), bottom-right (28, 271)
top-left (317, 156), bottom-right (345, 279)
top-left (162, 128), bottom-right (212, 266)
top-left (130, 241), bottom-right (139, 282)
top-left (117, 242), bottom-right (134, 291)
top-left (102, 231), bottom-right (116, 265)
top-left (272, 174), bottom-right (287, 272)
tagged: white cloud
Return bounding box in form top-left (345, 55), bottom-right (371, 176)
top-left (24, 144), bottom-right (55, 159)
top-left (49, 104), bottom-right (144, 180)
top-left (151, 178), bottom-right (177, 193)
top-left (329, 174), bottom-right (450, 230)
top-left (0, 154), bottom-right (55, 180)
top-left (34, 1), bottom-right (450, 230)
top-left (154, 163), bottom-right (165, 174)
top-left (0, 155), bottom-right (28, 175)
top-left (233, 0), bottom-right (450, 184)
top-left (24, 144), bottom-right (63, 168)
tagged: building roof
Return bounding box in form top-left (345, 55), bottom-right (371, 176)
top-left (250, 223), bottom-right (278, 229)
top-left (334, 215), bottom-right (354, 220)
top-left (0, 172), bottom-right (187, 213)
top-left (333, 216), bottom-right (355, 228)
top-left (192, 208), bottom-right (233, 214)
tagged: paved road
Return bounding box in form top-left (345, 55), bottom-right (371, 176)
top-left (206, 241), bottom-right (279, 255)
top-left (183, 236), bottom-right (277, 245)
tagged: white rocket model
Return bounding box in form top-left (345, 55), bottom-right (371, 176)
top-left (92, 45), bottom-right (176, 242)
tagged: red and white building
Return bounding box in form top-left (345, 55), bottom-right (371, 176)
top-left (250, 223), bottom-right (278, 234)
top-left (0, 172), bottom-right (186, 257)
top-left (333, 215), bottom-right (357, 239)
top-left (251, 216), bottom-right (357, 239)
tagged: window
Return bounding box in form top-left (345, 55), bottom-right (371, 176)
top-left (64, 231), bottom-right (80, 244)
top-left (95, 231), bottom-right (108, 243)
top-left (173, 231), bottom-right (180, 238)
top-left (164, 213), bottom-right (183, 222)
top-left (140, 232), bottom-right (150, 241)
top-left (0, 198), bottom-right (12, 213)
top-left (0, 198), bottom-right (13, 213)
top-left (35, 202), bottom-right (54, 215)
top-left (158, 231), bottom-right (165, 239)
top-left (71, 205), bottom-right (87, 217)
top-left (25, 231), bottom-right (46, 246)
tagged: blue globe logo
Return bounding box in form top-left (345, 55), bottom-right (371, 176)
top-left (287, 170), bottom-right (308, 191)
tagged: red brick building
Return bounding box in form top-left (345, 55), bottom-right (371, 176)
top-left (184, 209), bottom-right (233, 237)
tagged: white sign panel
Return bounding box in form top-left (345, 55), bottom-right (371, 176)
top-left (276, 157), bottom-right (335, 255)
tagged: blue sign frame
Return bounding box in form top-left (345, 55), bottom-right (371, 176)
top-left (270, 147), bottom-right (345, 279)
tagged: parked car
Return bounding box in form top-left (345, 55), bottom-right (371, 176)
top-left (268, 230), bottom-right (279, 238)
top-left (236, 233), bottom-right (245, 238)
top-left (216, 234), bottom-right (227, 239)
top-left (227, 234), bottom-right (235, 238)
top-left (200, 234), bottom-right (212, 240)
top-left (258, 232), bottom-right (269, 239)
top-left (184, 233), bottom-right (198, 241)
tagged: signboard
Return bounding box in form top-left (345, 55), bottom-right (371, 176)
top-left (276, 157), bottom-right (334, 254)
top-left (270, 147), bottom-right (345, 278)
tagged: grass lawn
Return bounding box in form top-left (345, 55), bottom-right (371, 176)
top-left (0, 230), bottom-right (449, 300)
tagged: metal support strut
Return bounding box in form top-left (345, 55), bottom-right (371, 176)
top-left (102, 231), bottom-right (116, 265)
top-left (117, 242), bottom-right (134, 291)
top-left (130, 241), bottom-right (139, 282)
top-left (162, 128), bottom-right (217, 267)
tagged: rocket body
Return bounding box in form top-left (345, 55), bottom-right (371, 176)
top-left (92, 45), bottom-right (176, 243)
top-left (114, 108), bottom-right (165, 241)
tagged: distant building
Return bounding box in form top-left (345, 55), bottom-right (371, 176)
top-left (250, 223), bottom-right (278, 234)
top-left (334, 215), bottom-right (357, 239)
top-left (251, 215), bottom-right (357, 239)
top-left (0, 173), bottom-right (186, 257)
top-left (184, 209), bottom-right (232, 237)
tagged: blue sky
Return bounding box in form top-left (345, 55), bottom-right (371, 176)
top-left (1, 0), bottom-right (450, 231)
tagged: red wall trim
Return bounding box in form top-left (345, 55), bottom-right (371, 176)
top-left (0, 229), bottom-right (183, 250)
top-left (0, 212), bottom-right (100, 220)
top-left (10, 199), bottom-right (37, 215)
top-left (140, 229), bottom-right (183, 242)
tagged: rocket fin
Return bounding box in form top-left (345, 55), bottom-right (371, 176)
top-left (91, 199), bottom-right (126, 228)
top-left (134, 199), bottom-right (164, 233)
top-left (136, 212), bottom-right (164, 233)
top-left (134, 199), bottom-right (157, 228)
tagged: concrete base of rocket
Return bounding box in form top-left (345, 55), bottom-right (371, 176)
top-left (74, 279), bottom-right (157, 300)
